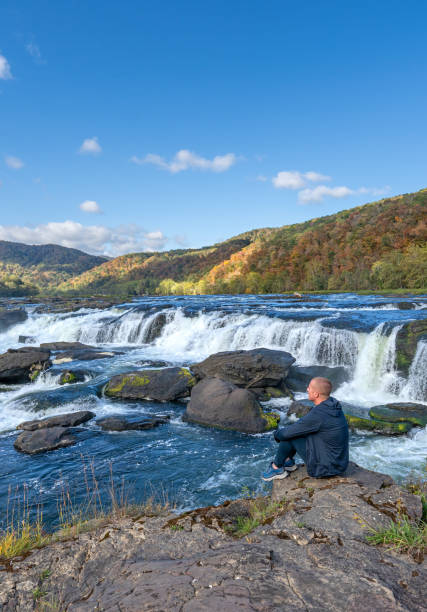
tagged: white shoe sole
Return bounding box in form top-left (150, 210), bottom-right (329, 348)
top-left (262, 471), bottom-right (289, 482)
top-left (284, 464), bottom-right (298, 472)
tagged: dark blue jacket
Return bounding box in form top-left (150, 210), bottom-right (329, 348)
top-left (275, 397), bottom-right (349, 478)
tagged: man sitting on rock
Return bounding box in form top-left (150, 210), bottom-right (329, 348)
top-left (262, 377), bottom-right (349, 481)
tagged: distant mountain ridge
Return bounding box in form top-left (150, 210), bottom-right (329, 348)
top-left (1, 189), bottom-right (426, 296)
top-left (0, 241), bottom-right (107, 295)
top-left (58, 189), bottom-right (427, 295)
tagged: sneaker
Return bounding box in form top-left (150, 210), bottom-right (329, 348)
top-left (262, 463), bottom-right (289, 482)
top-left (283, 459), bottom-right (298, 472)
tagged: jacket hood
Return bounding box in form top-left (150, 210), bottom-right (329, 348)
top-left (316, 396), bottom-right (343, 415)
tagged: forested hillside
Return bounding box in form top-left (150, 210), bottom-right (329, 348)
top-left (0, 242), bottom-right (107, 295)
top-left (57, 189), bottom-right (427, 295)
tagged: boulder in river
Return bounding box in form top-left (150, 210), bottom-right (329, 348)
top-left (369, 402), bottom-right (427, 427)
top-left (97, 415), bottom-right (170, 431)
top-left (286, 365), bottom-right (350, 392)
top-left (183, 377), bottom-right (280, 433)
top-left (105, 367), bottom-right (196, 402)
top-left (18, 335), bottom-right (35, 344)
top-left (58, 369), bottom-right (88, 385)
top-left (192, 348), bottom-right (295, 389)
top-left (395, 319), bottom-right (427, 375)
top-left (17, 410), bottom-right (95, 431)
top-left (0, 347), bottom-right (51, 384)
top-left (0, 308), bottom-right (27, 332)
top-left (14, 426), bottom-right (76, 454)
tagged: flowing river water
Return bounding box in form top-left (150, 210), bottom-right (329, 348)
top-left (0, 293), bottom-right (426, 528)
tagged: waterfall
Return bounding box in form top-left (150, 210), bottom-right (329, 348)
top-left (400, 341), bottom-right (427, 402)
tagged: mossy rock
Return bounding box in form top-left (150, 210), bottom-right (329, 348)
top-left (345, 414), bottom-right (413, 436)
top-left (262, 411), bottom-right (281, 430)
top-left (395, 320), bottom-right (427, 375)
top-left (105, 367), bottom-right (196, 402)
top-left (369, 402), bottom-right (427, 427)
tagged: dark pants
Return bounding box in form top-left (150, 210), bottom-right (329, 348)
top-left (275, 437), bottom-right (307, 468)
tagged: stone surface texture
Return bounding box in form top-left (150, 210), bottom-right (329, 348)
top-left (105, 367), bottom-right (196, 402)
top-left (17, 411), bottom-right (95, 431)
top-left (192, 348), bottom-right (295, 389)
top-left (0, 463), bottom-right (426, 611)
top-left (0, 347), bottom-right (51, 383)
top-left (184, 377), bottom-right (276, 433)
top-left (13, 426), bottom-right (76, 454)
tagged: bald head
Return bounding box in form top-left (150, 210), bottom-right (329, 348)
top-left (307, 377), bottom-right (332, 404)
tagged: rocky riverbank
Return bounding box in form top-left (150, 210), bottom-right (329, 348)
top-left (1, 463), bottom-right (426, 611)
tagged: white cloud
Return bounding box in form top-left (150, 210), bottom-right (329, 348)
top-left (131, 149), bottom-right (237, 173)
top-left (298, 185), bottom-right (354, 204)
top-left (0, 54), bottom-right (12, 80)
top-left (0, 221), bottom-right (168, 257)
top-left (79, 200), bottom-right (102, 214)
top-left (272, 170), bottom-right (331, 190)
top-left (26, 43), bottom-right (44, 64)
top-left (358, 185), bottom-right (391, 197)
top-left (5, 156), bottom-right (24, 169)
top-left (79, 137), bottom-right (102, 155)
top-left (256, 175), bottom-right (268, 182)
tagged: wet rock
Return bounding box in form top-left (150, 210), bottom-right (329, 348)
top-left (58, 369), bottom-right (88, 385)
top-left (14, 426), bottom-right (76, 454)
top-left (137, 359), bottom-right (170, 368)
top-left (396, 320), bottom-right (427, 375)
top-left (18, 335), bottom-right (35, 344)
top-left (52, 350), bottom-right (116, 364)
top-left (288, 399), bottom-right (314, 418)
top-left (369, 402), bottom-right (427, 427)
top-left (105, 367), bottom-right (196, 402)
top-left (143, 312), bottom-right (168, 342)
top-left (0, 347), bottom-right (51, 384)
top-left (17, 410), bottom-right (95, 431)
top-left (0, 308), bottom-right (27, 332)
top-left (192, 348), bottom-right (295, 389)
top-left (395, 301), bottom-right (417, 310)
top-left (97, 415), bottom-right (170, 431)
top-left (40, 341), bottom-right (95, 351)
top-left (286, 365), bottom-right (350, 392)
top-left (183, 377), bottom-right (279, 433)
top-left (345, 414), bottom-right (413, 435)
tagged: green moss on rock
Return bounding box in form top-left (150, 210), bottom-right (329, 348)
top-left (262, 411), bottom-right (280, 430)
top-left (179, 368), bottom-right (196, 387)
top-left (395, 320), bottom-right (427, 376)
top-left (345, 414), bottom-right (412, 435)
top-left (369, 403), bottom-right (427, 427)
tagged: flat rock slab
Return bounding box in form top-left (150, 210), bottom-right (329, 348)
top-left (192, 348), bottom-right (295, 388)
top-left (0, 348), bottom-right (51, 384)
top-left (183, 377), bottom-right (278, 433)
top-left (14, 426), bottom-right (76, 454)
top-left (369, 402), bottom-right (427, 427)
top-left (17, 410), bottom-right (95, 431)
top-left (105, 367), bottom-right (196, 402)
top-left (40, 341), bottom-right (95, 351)
top-left (53, 350), bottom-right (116, 364)
top-left (97, 415), bottom-right (170, 431)
top-left (1, 463), bottom-right (426, 611)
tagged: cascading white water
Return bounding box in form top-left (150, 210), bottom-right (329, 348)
top-left (1, 304), bottom-right (425, 404)
top-left (400, 341), bottom-right (427, 402)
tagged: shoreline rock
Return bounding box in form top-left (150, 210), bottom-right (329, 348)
top-left (1, 462), bottom-right (425, 610)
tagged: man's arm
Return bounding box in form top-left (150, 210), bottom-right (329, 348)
top-left (274, 410), bottom-right (321, 441)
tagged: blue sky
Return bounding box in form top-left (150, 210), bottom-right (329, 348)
top-left (0, 0), bottom-right (426, 256)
